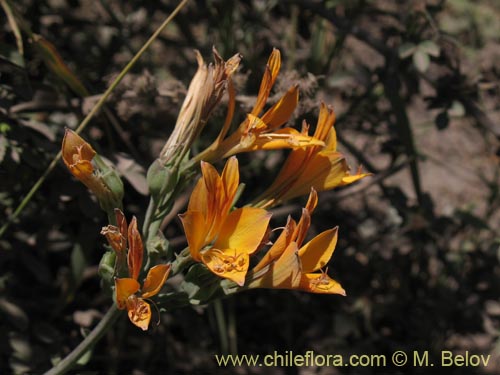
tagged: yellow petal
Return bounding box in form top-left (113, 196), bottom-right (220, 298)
top-left (248, 242), bottom-right (301, 289)
top-left (304, 188), bottom-right (318, 213)
top-left (298, 227), bottom-right (338, 273)
top-left (313, 103), bottom-right (336, 142)
top-left (340, 173), bottom-right (371, 185)
top-left (253, 216), bottom-right (296, 272)
top-left (215, 207), bottom-right (272, 255)
top-left (141, 264), bottom-right (171, 298)
top-left (254, 128), bottom-right (325, 150)
top-left (221, 156), bottom-right (239, 206)
top-left (127, 216), bottom-right (143, 281)
top-left (299, 273), bottom-right (346, 295)
top-left (251, 49), bottom-right (281, 116)
top-left (202, 248), bottom-right (250, 286)
top-left (179, 211), bottom-right (206, 261)
top-left (115, 278), bottom-right (140, 310)
top-left (187, 177), bottom-right (208, 214)
top-left (126, 296), bottom-right (151, 331)
top-left (261, 85), bottom-right (299, 130)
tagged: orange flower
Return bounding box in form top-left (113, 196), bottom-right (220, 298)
top-left (62, 129), bottom-right (98, 188)
top-left (247, 189), bottom-right (345, 295)
top-left (114, 216), bottom-right (171, 330)
top-left (61, 128), bottom-right (123, 211)
top-left (179, 157), bottom-right (272, 286)
top-left (196, 49), bottom-right (324, 162)
top-left (255, 104), bottom-right (370, 207)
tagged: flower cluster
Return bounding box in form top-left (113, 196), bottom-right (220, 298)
top-left (62, 48), bottom-right (369, 330)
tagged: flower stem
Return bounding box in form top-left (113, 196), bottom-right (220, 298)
top-left (44, 304), bottom-right (121, 375)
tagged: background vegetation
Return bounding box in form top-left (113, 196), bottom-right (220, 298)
top-left (1, 0), bottom-right (499, 373)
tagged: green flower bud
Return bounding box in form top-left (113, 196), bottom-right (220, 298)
top-left (98, 250), bottom-right (116, 284)
top-left (146, 159), bottom-right (179, 202)
top-left (94, 154), bottom-right (124, 212)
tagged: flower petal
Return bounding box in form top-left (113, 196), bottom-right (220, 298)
top-left (299, 273), bottom-right (346, 295)
top-left (126, 296), bottom-right (151, 331)
top-left (298, 227), bottom-right (338, 273)
top-left (248, 242), bottom-right (301, 289)
top-left (261, 85), bottom-right (299, 130)
top-left (214, 207), bottom-right (272, 255)
top-left (221, 156), bottom-right (239, 207)
top-left (202, 248), bottom-right (250, 286)
top-left (253, 216), bottom-right (296, 272)
top-left (141, 264), bottom-right (171, 298)
top-left (62, 128), bottom-right (96, 167)
top-left (179, 211), bottom-right (207, 261)
top-left (127, 217), bottom-right (144, 280)
top-left (251, 49), bottom-right (281, 116)
top-left (115, 278), bottom-right (140, 310)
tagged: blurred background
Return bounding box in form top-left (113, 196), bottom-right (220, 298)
top-left (1, 0), bottom-right (499, 373)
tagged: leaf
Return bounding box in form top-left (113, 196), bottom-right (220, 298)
top-left (398, 42), bottom-right (417, 59)
top-left (0, 298), bottom-right (29, 331)
top-left (418, 40), bottom-right (440, 57)
top-left (413, 49), bottom-right (430, 72)
top-left (71, 244), bottom-right (86, 286)
top-left (76, 347), bottom-right (93, 366)
top-left (447, 100), bottom-right (465, 117)
top-left (181, 264), bottom-right (221, 304)
top-left (0, 134), bottom-right (7, 163)
top-left (114, 153), bottom-right (148, 195)
top-left (32, 34), bottom-right (89, 97)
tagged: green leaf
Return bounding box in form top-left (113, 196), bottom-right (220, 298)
top-left (418, 40), bottom-right (440, 57)
top-left (413, 49), bottom-right (430, 72)
top-left (448, 100), bottom-right (465, 117)
top-left (398, 42), bottom-right (417, 59)
top-left (71, 244), bottom-right (86, 286)
top-left (181, 264), bottom-right (222, 304)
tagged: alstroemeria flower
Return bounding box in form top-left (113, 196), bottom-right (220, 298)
top-left (196, 49), bottom-right (324, 162)
top-left (62, 129), bottom-right (100, 190)
top-left (247, 189), bottom-right (345, 295)
top-left (179, 157), bottom-right (272, 286)
top-left (255, 103), bottom-right (370, 207)
top-left (62, 129), bottom-right (123, 211)
top-left (114, 216), bottom-right (171, 330)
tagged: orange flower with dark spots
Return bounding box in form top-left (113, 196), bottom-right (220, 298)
top-left (179, 157), bottom-right (272, 286)
top-left (114, 216), bottom-right (171, 330)
top-left (247, 189), bottom-right (345, 295)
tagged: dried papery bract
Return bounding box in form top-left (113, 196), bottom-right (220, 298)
top-left (158, 49), bottom-right (241, 166)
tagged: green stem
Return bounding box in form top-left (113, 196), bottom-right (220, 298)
top-left (0, 0), bottom-right (190, 240)
top-left (44, 305), bottom-right (120, 375)
top-left (142, 197), bottom-right (159, 241)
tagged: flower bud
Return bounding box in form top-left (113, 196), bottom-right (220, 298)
top-left (62, 129), bottom-right (124, 212)
top-left (146, 159), bottom-right (179, 202)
